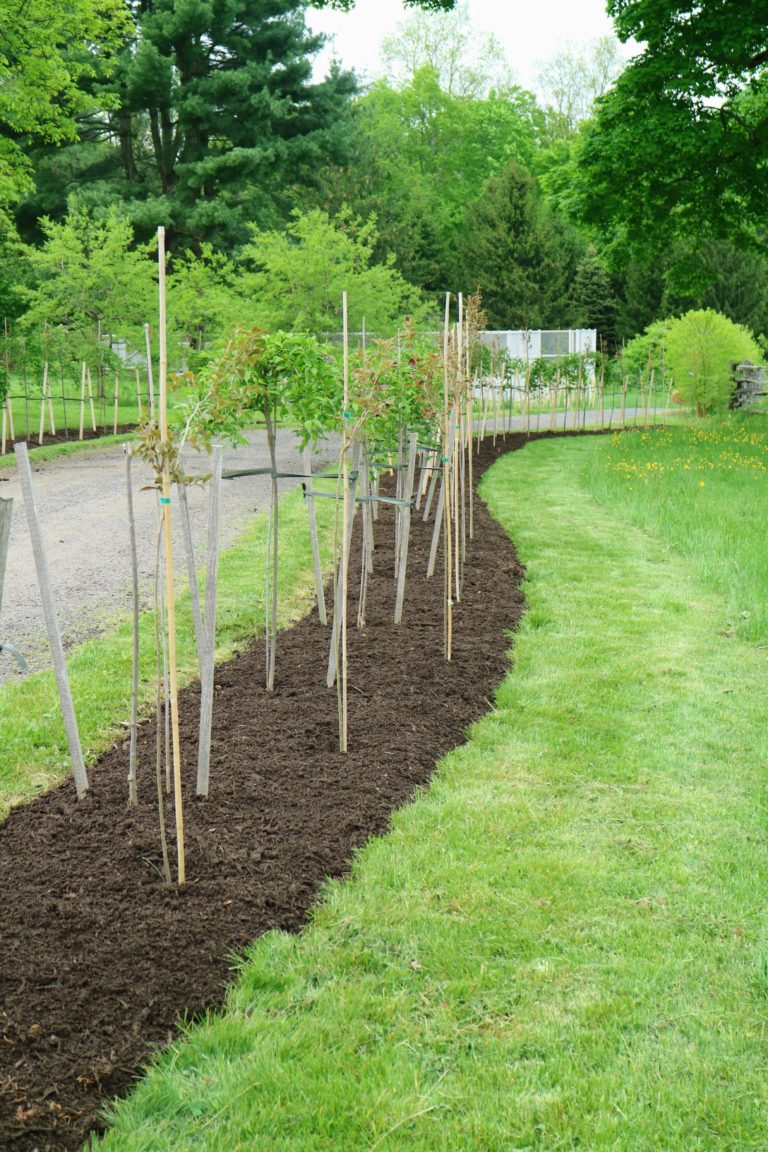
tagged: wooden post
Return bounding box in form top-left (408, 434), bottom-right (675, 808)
top-left (113, 370), bottom-right (120, 435)
top-left (125, 445), bottom-right (140, 807)
top-left (442, 293), bottom-right (453, 662)
top-left (87, 367), bottom-right (96, 432)
top-left (340, 291), bottom-right (351, 752)
top-left (394, 431), bottom-right (418, 624)
top-left (178, 477), bottom-right (205, 679)
top-left (79, 362), bottom-right (86, 440)
top-left (145, 323), bottom-right (155, 421)
top-left (14, 443), bottom-right (88, 798)
top-left (38, 362), bottom-right (48, 446)
top-left (136, 366), bottom-right (143, 422)
top-left (196, 444), bottom-right (223, 798)
top-left (157, 225), bottom-right (186, 885)
top-left (302, 444), bottom-right (327, 625)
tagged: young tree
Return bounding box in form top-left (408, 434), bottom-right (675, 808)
top-left (665, 309), bottom-right (761, 416)
top-left (240, 208), bottom-right (426, 335)
top-left (22, 206), bottom-right (155, 341)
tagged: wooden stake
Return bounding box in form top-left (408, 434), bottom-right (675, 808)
top-left (38, 362), bottom-right (48, 446)
top-left (302, 444), bottom-right (327, 625)
top-left (87, 368), bottom-right (96, 432)
top-left (157, 225), bottom-right (186, 885)
top-left (443, 293), bottom-right (453, 662)
top-left (79, 362), bottom-right (86, 440)
top-left (14, 443), bottom-right (88, 798)
top-left (394, 432), bottom-right (418, 624)
top-left (178, 476), bottom-right (205, 679)
top-left (340, 291), bottom-right (351, 752)
top-left (196, 444), bottom-right (223, 798)
top-left (145, 323), bottom-right (155, 421)
top-left (113, 370), bottom-right (120, 435)
top-left (136, 366), bottom-right (143, 422)
top-left (125, 445), bottom-right (140, 807)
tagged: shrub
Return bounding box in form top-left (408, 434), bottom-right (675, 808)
top-left (665, 309), bottom-right (761, 416)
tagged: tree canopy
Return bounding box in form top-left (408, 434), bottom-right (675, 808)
top-left (578, 2), bottom-right (768, 248)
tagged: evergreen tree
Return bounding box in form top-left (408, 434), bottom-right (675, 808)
top-left (572, 247), bottom-right (618, 352)
top-left (460, 161), bottom-right (580, 329)
top-left (19, 1), bottom-right (357, 251)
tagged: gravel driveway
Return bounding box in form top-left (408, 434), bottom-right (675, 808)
top-left (0, 430), bottom-right (338, 686)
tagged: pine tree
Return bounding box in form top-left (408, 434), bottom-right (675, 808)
top-left (33, 0), bottom-right (357, 251)
top-left (460, 161), bottom-right (579, 329)
top-left (572, 247), bottom-right (618, 352)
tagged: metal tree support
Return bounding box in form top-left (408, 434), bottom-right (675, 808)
top-left (0, 497), bottom-right (26, 671)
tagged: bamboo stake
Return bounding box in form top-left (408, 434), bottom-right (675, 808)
top-left (125, 445), bottom-right (140, 806)
top-left (157, 225), bottom-right (186, 885)
top-left (113, 370), bottom-right (120, 435)
top-left (302, 444), bottom-right (327, 625)
top-left (14, 443), bottom-right (88, 798)
top-left (145, 323), bottom-right (156, 421)
top-left (620, 375), bottom-right (628, 427)
top-left (196, 444), bottom-right (223, 798)
top-left (153, 517), bottom-right (172, 884)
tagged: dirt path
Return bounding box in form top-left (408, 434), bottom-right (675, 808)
top-left (0, 431), bottom-right (338, 686)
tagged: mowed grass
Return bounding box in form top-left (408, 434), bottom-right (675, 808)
top-left (583, 416), bottom-right (768, 642)
top-left (0, 481), bottom-right (337, 814)
top-left (95, 432), bottom-right (768, 1151)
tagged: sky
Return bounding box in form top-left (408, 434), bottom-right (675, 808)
top-left (306, 0), bottom-right (623, 92)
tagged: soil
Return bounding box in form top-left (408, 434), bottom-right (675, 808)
top-left (0, 434), bottom-right (533, 1152)
top-left (4, 426), bottom-right (138, 450)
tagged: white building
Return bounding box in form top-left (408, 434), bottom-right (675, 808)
top-left (480, 330), bottom-right (597, 360)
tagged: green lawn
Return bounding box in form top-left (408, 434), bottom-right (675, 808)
top-left (92, 426), bottom-right (768, 1151)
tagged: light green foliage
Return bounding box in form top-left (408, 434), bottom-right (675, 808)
top-left (584, 418), bottom-right (768, 642)
top-left (22, 206), bottom-right (155, 342)
top-left (241, 209), bottom-right (426, 336)
top-left (622, 317), bottom-right (673, 378)
top-left (167, 246), bottom-right (243, 357)
top-left (380, 2), bottom-right (511, 97)
top-left (97, 436), bottom-right (768, 1150)
top-left (196, 328), bottom-right (341, 447)
top-left (0, 0), bottom-right (128, 206)
top-left (578, 1), bottom-right (768, 249)
top-left (665, 310), bottom-right (760, 415)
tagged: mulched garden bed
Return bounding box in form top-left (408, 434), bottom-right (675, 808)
top-left (2, 426), bottom-right (137, 453)
top-left (0, 433), bottom-right (538, 1151)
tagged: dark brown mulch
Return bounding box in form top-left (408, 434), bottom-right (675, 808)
top-left (0, 434), bottom-right (534, 1152)
top-left (3, 426), bottom-right (137, 452)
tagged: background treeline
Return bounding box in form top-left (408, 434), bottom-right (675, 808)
top-left (1, 0), bottom-right (766, 360)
